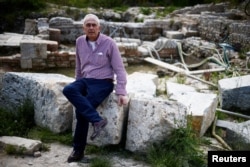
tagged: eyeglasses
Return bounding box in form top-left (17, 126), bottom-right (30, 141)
top-left (85, 23), bottom-right (97, 28)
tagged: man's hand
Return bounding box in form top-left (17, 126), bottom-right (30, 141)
top-left (118, 95), bottom-right (128, 106)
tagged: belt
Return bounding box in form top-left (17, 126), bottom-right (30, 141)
top-left (104, 78), bottom-right (114, 83)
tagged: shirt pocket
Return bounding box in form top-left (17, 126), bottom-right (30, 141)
top-left (93, 52), bottom-right (109, 65)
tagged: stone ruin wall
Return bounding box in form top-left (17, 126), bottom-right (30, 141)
top-left (1, 2), bottom-right (249, 70)
top-left (198, 15), bottom-right (250, 50)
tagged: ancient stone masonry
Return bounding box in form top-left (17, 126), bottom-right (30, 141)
top-left (23, 19), bottom-right (37, 35)
top-left (0, 3), bottom-right (249, 70)
top-left (47, 51), bottom-right (75, 68)
top-left (20, 40), bottom-right (58, 69)
top-left (49, 17), bottom-right (83, 44)
top-left (198, 15), bottom-right (250, 49)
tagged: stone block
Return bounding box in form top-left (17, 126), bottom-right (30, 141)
top-left (20, 59), bottom-right (32, 69)
top-left (0, 72), bottom-right (75, 133)
top-left (167, 82), bottom-right (218, 136)
top-left (126, 72), bottom-right (158, 98)
top-left (71, 93), bottom-right (128, 146)
top-left (0, 136), bottom-right (42, 155)
top-left (23, 19), bottom-right (37, 35)
top-left (49, 28), bottom-right (61, 44)
top-left (20, 40), bottom-right (47, 59)
top-left (165, 31), bottom-right (184, 39)
top-left (85, 93), bottom-right (128, 146)
top-left (218, 75), bottom-right (250, 113)
top-left (125, 97), bottom-right (187, 152)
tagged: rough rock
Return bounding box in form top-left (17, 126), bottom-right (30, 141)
top-left (0, 136), bottom-right (42, 155)
top-left (218, 75), bottom-right (250, 114)
top-left (216, 120), bottom-right (250, 150)
top-left (126, 72), bottom-right (158, 98)
top-left (166, 82), bottom-right (218, 136)
top-left (0, 72), bottom-right (74, 133)
top-left (125, 97), bottom-right (187, 152)
top-left (72, 93), bottom-right (129, 146)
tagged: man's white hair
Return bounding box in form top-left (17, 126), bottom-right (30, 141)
top-left (82, 14), bottom-right (100, 26)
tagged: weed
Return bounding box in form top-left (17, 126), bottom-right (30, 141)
top-left (4, 144), bottom-right (26, 155)
top-left (176, 73), bottom-right (186, 84)
top-left (156, 6), bottom-right (179, 18)
top-left (40, 143), bottom-right (51, 152)
top-left (135, 18), bottom-right (144, 23)
top-left (209, 71), bottom-right (227, 84)
top-left (66, 7), bottom-right (73, 15)
top-left (147, 125), bottom-right (206, 167)
top-left (140, 7), bottom-right (151, 15)
top-left (27, 127), bottom-right (72, 146)
top-left (0, 98), bottom-right (35, 137)
top-left (90, 157), bottom-right (111, 167)
top-left (113, 6), bottom-right (129, 12)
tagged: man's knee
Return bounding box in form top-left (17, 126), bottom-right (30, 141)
top-left (63, 84), bottom-right (74, 96)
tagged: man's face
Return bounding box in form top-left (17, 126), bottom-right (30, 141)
top-left (83, 19), bottom-right (100, 41)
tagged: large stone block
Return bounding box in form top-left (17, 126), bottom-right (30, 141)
top-left (72, 93), bottom-right (128, 146)
top-left (126, 72), bottom-right (158, 98)
top-left (0, 72), bottom-right (74, 133)
top-left (0, 136), bottom-right (42, 155)
top-left (23, 19), bottom-right (37, 35)
top-left (218, 75), bottom-right (250, 114)
top-left (125, 97), bottom-right (187, 153)
top-left (167, 82), bottom-right (218, 136)
top-left (20, 40), bottom-right (47, 60)
top-left (86, 93), bottom-right (128, 146)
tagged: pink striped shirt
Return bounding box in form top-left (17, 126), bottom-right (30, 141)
top-left (75, 33), bottom-right (127, 95)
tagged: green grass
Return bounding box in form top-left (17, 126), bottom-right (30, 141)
top-left (0, 98), bottom-right (72, 146)
top-left (147, 125), bottom-right (207, 167)
top-left (0, 98), bottom-right (35, 137)
top-left (27, 127), bottom-right (72, 146)
top-left (90, 157), bottom-right (112, 167)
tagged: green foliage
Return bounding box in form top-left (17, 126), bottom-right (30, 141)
top-left (0, 0), bottom-right (46, 32)
top-left (209, 71), bottom-right (227, 85)
top-left (3, 0), bottom-right (46, 11)
top-left (85, 145), bottom-right (133, 167)
top-left (0, 98), bottom-right (35, 137)
top-left (176, 74), bottom-right (186, 84)
top-left (4, 144), bottom-right (26, 155)
top-left (113, 6), bottom-right (129, 12)
top-left (156, 6), bottom-right (180, 18)
top-left (140, 7), bottom-right (152, 15)
top-left (43, 0), bottom-right (244, 9)
top-left (90, 157), bottom-right (112, 167)
top-left (45, 0), bottom-right (124, 8)
top-left (147, 125), bottom-right (206, 167)
top-left (27, 127), bottom-right (72, 146)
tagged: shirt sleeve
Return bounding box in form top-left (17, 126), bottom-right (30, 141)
top-left (75, 38), bottom-right (81, 80)
top-left (110, 41), bottom-right (127, 95)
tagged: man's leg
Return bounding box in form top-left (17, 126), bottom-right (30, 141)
top-left (63, 78), bottom-right (107, 122)
top-left (67, 111), bottom-right (89, 163)
top-left (63, 78), bottom-right (113, 162)
top-left (84, 79), bottom-right (114, 140)
top-left (73, 111), bottom-right (89, 153)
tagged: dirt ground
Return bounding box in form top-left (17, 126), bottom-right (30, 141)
top-left (0, 142), bottom-right (151, 167)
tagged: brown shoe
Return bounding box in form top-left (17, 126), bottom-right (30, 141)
top-left (90, 118), bottom-right (108, 140)
top-left (67, 150), bottom-right (83, 163)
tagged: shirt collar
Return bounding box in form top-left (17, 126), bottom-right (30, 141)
top-left (85, 32), bottom-right (101, 45)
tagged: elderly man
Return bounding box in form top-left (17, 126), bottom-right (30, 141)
top-left (63, 14), bottom-right (128, 163)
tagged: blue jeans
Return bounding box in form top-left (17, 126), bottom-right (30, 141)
top-left (63, 78), bottom-right (114, 153)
